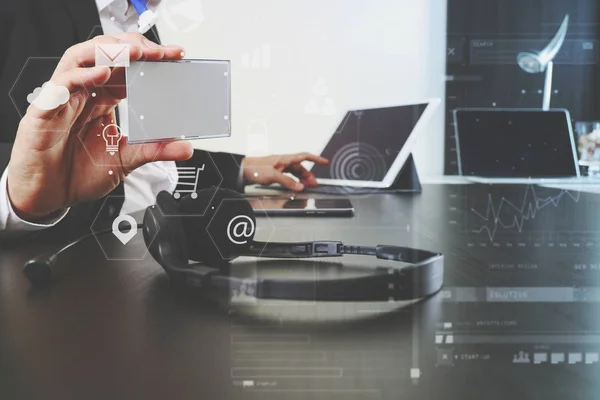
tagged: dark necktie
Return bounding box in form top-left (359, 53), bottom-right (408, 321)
top-left (142, 22), bottom-right (161, 44)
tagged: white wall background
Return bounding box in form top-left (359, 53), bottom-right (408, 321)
top-left (156, 0), bottom-right (447, 178)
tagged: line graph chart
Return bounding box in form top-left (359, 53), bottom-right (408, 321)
top-left (471, 185), bottom-right (581, 241)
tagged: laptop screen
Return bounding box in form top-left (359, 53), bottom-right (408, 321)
top-left (311, 104), bottom-right (428, 182)
top-left (455, 109), bottom-right (579, 178)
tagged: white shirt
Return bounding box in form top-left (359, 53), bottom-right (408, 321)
top-left (0, 0), bottom-right (176, 231)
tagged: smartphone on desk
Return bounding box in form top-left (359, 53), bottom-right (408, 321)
top-left (248, 197), bottom-right (354, 217)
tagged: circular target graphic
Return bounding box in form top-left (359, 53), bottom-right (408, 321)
top-left (329, 143), bottom-right (387, 194)
top-left (330, 142), bottom-right (387, 180)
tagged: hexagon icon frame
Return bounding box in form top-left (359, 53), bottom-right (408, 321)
top-left (9, 57), bottom-right (73, 132)
top-left (84, 25), bottom-right (171, 92)
top-left (84, 25), bottom-right (188, 90)
top-left (205, 198), bottom-right (275, 262)
top-left (155, 151), bottom-right (224, 217)
top-left (77, 26), bottom-right (181, 170)
top-left (77, 104), bottom-right (147, 169)
top-left (90, 196), bottom-right (159, 261)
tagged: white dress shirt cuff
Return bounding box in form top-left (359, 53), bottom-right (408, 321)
top-left (0, 168), bottom-right (70, 231)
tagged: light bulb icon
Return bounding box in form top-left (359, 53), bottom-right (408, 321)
top-left (102, 124), bottom-right (123, 155)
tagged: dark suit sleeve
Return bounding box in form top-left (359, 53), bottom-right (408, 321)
top-left (176, 150), bottom-right (245, 193)
top-left (0, 1), bottom-right (23, 145)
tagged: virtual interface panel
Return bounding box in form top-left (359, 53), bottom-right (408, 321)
top-left (444, 0), bottom-right (600, 174)
top-left (126, 60), bottom-right (231, 143)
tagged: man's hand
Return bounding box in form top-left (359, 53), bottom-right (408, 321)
top-left (6, 33), bottom-right (193, 222)
top-left (242, 153), bottom-right (329, 191)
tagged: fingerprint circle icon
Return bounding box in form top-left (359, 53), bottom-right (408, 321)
top-left (330, 142), bottom-right (387, 183)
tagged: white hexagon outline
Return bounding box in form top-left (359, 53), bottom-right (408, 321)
top-left (76, 103), bottom-right (146, 168)
top-left (85, 25), bottom-right (104, 41)
top-left (205, 197), bottom-right (275, 262)
top-left (8, 56), bottom-right (70, 125)
top-left (85, 25), bottom-right (147, 90)
top-left (90, 195), bottom-right (159, 261)
top-left (73, 46), bottom-right (189, 169)
top-left (155, 151), bottom-right (224, 217)
top-left (85, 25), bottom-right (177, 90)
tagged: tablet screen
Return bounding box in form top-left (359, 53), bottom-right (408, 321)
top-left (455, 109), bottom-right (579, 178)
top-left (311, 104), bottom-right (428, 182)
top-left (125, 59), bottom-right (231, 143)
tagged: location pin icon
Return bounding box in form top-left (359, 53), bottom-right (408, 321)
top-left (112, 215), bottom-right (138, 245)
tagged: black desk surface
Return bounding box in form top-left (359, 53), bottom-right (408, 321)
top-left (1, 183), bottom-right (599, 400)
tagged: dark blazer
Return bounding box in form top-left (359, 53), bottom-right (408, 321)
top-left (0, 0), bottom-right (243, 244)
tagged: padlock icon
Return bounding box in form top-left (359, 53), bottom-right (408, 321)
top-left (321, 97), bottom-right (336, 116)
top-left (246, 119), bottom-right (270, 156)
top-left (312, 77), bottom-right (329, 96)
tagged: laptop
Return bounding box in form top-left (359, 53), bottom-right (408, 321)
top-left (264, 98), bottom-right (440, 194)
top-left (454, 108), bottom-right (587, 184)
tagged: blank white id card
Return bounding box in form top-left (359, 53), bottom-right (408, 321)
top-left (125, 59), bottom-right (231, 143)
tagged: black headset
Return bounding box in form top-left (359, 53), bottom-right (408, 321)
top-left (25, 188), bottom-right (444, 302)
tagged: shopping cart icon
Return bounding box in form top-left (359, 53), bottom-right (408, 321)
top-left (169, 165), bottom-right (204, 199)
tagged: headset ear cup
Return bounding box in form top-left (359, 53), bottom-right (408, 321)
top-left (176, 188), bottom-right (218, 263)
top-left (143, 191), bottom-right (189, 274)
top-left (178, 188), bottom-right (255, 264)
